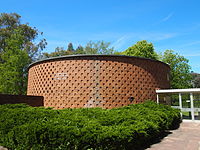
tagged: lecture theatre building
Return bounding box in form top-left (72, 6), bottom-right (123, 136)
top-left (27, 55), bottom-right (170, 109)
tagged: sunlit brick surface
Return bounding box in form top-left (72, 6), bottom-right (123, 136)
top-left (27, 55), bottom-right (170, 109)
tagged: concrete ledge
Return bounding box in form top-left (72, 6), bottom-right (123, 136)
top-left (0, 94), bottom-right (44, 107)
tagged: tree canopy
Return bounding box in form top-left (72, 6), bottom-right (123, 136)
top-left (42, 47), bottom-right (71, 58)
top-left (74, 45), bottom-right (85, 54)
top-left (67, 43), bottom-right (75, 52)
top-left (84, 41), bottom-right (114, 54)
top-left (161, 50), bottom-right (192, 89)
top-left (122, 40), bottom-right (193, 89)
top-left (191, 72), bottom-right (200, 88)
top-left (42, 40), bottom-right (115, 58)
top-left (123, 40), bottom-right (158, 60)
top-left (0, 13), bottom-right (47, 94)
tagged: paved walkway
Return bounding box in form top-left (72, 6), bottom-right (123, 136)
top-left (0, 146), bottom-right (7, 150)
top-left (146, 121), bottom-right (200, 150)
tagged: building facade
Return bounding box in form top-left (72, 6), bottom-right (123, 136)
top-left (27, 55), bottom-right (170, 109)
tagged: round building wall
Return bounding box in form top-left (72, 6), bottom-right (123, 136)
top-left (27, 55), bottom-right (170, 109)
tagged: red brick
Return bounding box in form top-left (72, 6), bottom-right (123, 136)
top-left (27, 55), bottom-right (170, 109)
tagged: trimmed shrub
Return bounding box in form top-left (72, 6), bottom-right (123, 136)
top-left (0, 101), bottom-right (181, 150)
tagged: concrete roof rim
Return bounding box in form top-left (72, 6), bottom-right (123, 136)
top-left (156, 88), bottom-right (200, 94)
top-left (28, 54), bottom-right (170, 70)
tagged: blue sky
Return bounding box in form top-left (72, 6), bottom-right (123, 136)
top-left (1, 0), bottom-right (200, 72)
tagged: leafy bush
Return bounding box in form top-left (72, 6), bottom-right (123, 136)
top-left (0, 101), bottom-right (181, 150)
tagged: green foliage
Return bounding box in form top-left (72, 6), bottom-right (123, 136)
top-left (0, 13), bottom-right (47, 61)
top-left (42, 41), bottom-right (115, 58)
top-left (67, 43), bottom-right (75, 52)
top-left (113, 51), bottom-right (123, 55)
top-left (0, 101), bottom-right (181, 150)
top-left (74, 45), bottom-right (85, 54)
top-left (123, 40), bottom-right (158, 60)
top-left (0, 28), bottom-right (30, 94)
top-left (42, 47), bottom-right (72, 58)
top-left (122, 40), bottom-right (192, 89)
top-left (191, 72), bottom-right (200, 88)
top-left (84, 41), bottom-right (114, 55)
top-left (0, 13), bottom-right (47, 94)
top-left (161, 50), bottom-right (192, 89)
top-left (194, 76), bottom-right (200, 88)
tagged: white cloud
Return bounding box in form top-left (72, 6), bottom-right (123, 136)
top-left (153, 12), bottom-right (174, 25)
top-left (161, 12), bottom-right (174, 22)
top-left (182, 41), bottom-right (200, 47)
top-left (87, 32), bottom-right (177, 51)
top-left (111, 35), bottom-right (130, 50)
top-left (42, 30), bottom-right (177, 52)
top-left (183, 53), bottom-right (200, 57)
top-left (136, 32), bottom-right (177, 41)
top-left (192, 64), bottom-right (200, 68)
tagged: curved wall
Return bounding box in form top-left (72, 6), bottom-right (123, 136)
top-left (27, 55), bottom-right (170, 109)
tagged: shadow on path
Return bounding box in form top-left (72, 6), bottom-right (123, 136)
top-left (145, 122), bottom-right (200, 150)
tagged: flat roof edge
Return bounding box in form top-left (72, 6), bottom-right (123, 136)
top-left (28, 54), bottom-right (170, 70)
top-left (156, 88), bottom-right (200, 94)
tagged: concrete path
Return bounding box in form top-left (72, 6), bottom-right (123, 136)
top-left (0, 146), bottom-right (7, 150)
top-left (146, 121), bottom-right (200, 150)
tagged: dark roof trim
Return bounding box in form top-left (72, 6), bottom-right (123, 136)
top-left (28, 54), bottom-right (170, 69)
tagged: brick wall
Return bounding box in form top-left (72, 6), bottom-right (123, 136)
top-left (27, 55), bottom-right (170, 109)
top-left (0, 94), bottom-right (44, 107)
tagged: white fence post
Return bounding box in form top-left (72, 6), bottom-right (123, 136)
top-left (179, 93), bottom-right (182, 118)
top-left (190, 93), bottom-right (195, 121)
top-left (156, 94), bottom-right (159, 104)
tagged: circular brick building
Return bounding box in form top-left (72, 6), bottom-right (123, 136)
top-left (27, 55), bottom-right (170, 109)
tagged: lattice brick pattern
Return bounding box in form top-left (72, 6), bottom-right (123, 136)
top-left (27, 56), bottom-right (170, 109)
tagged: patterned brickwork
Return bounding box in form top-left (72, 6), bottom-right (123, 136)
top-left (27, 55), bottom-right (170, 109)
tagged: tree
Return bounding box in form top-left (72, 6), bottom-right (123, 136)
top-left (67, 43), bottom-right (74, 52)
top-left (75, 45), bottom-right (85, 54)
top-left (194, 76), bottom-right (200, 88)
top-left (0, 28), bottom-right (30, 94)
top-left (114, 51), bottom-right (123, 55)
top-left (191, 72), bottom-right (200, 88)
top-left (123, 41), bottom-right (192, 89)
top-left (42, 41), bottom-right (115, 57)
top-left (42, 43), bottom-right (77, 58)
top-left (123, 40), bottom-right (158, 60)
top-left (84, 41), bottom-right (114, 54)
top-left (0, 13), bottom-right (47, 94)
top-left (0, 13), bottom-right (47, 61)
top-left (161, 50), bottom-right (192, 89)
top-left (42, 47), bottom-right (71, 58)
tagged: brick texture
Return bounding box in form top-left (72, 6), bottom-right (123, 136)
top-left (27, 55), bottom-right (170, 109)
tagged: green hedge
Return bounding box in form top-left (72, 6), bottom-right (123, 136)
top-left (0, 101), bottom-right (181, 150)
